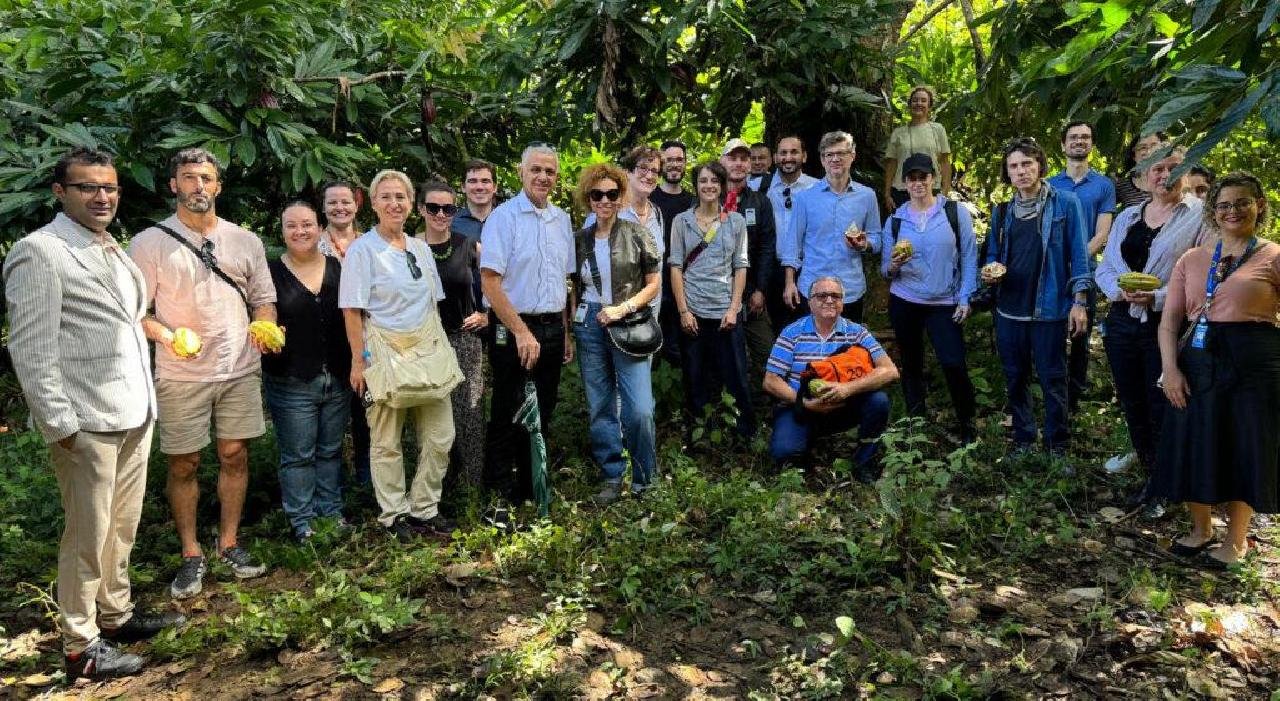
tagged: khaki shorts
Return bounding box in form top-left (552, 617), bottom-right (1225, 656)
top-left (155, 372), bottom-right (266, 455)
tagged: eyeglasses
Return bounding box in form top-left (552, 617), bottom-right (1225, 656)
top-left (588, 188), bottom-right (622, 202)
top-left (421, 202), bottom-right (458, 216)
top-left (634, 165), bottom-right (659, 177)
top-left (405, 249), bottom-right (423, 280)
top-left (821, 150), bottom-right (853, 161)
top-left (1213, 198), bottom-right (1257, 214)
top-left (199, 239), bottom-right (217, 268)
top-left (811, 292), bottom-right (842, 302)
top-left (64, 182), bottom-right (121, 196)
top-left (783, 187), bottom-right (792, 210)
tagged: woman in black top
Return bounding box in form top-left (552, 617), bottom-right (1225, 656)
top-left (417, 181), bottom-right (488, 489)
top-left (263, 201), bottom-right (352, 541)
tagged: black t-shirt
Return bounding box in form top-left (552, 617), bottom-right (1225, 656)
top-left (428, 233), bottom-right (479, 333)
top-left (650, 188), bottom-right (694, 259)
top-left (262, 257), bottom-right (351, 381)
top-left (1118, 210), bottom-right (1161, 315)
top-left (998, 215), bottom-right (1044, 318)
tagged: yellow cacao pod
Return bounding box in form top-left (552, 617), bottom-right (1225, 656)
top-left (248, 320), bottom-right (286, 352)
top-left (982, 262), bottom-right (1007, 279)
top-left (893, 240), bottom-right (914, 257)
top-left (1117, 272), bottom-right (1162, 292)
top-left (172, 327), bottom-right (202, 358)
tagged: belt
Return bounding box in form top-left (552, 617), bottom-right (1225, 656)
top-left (518, 312), bottom-right (563, 325)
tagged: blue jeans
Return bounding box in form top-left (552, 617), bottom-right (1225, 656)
top-left (770, 391), bottom-right (890, 468)
top-left (680, 315), bottom-right (755, 438)
top-left (575, 303), bottom-right (658, 487)
top-left (994, 316), bottom-right (1069, 451)
top-left (264, 371), bottom-right (351, 536)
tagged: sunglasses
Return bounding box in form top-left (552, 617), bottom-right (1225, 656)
top-left (588, 188), bottom-right (622, 203)
top-left (199, 239), bottom-right (217, 268)
top-left (405, 249), bottom-right (423, 280)
top-left (421, 202), bottom-right (458, 216)
top-left (783, 186), bottom-right (792, 210)
top-left (811, 292), bottom-right (842, 302)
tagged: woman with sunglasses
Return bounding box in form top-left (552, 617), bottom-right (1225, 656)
top-left (1152, 172), bottom-right (1280, 569)
top-left (417, 180), bottom-right (487, 492)
top-left (263, 201), bottom-right (350, 541)
top-left (669, 161), bottom-right (754, 438)
top-left (1094, 146), bottom-right (1206, 516)
top-left (339, 170), bottom-right (461, 543)
top-left (572, 164), bottom-right (662, 504)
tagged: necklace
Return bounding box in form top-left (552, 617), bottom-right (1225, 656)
top-left (429, 239), bottom-right (453, 260)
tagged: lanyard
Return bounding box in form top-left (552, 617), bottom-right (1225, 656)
top-left (1200, 237), bottom-right (1257, 320)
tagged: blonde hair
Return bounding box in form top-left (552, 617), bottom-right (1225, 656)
top-left (368, 169), bottom-right (413, 200)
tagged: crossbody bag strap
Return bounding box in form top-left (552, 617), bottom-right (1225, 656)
top-left (153, 222), bottom-right (253, 318)
top-left (945, 199), bottom-right (962, 297)
top-left (585, 235), bottom-right (607, 300)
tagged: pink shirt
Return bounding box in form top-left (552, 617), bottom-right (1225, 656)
top-left (128, 215), bottom-right (277, 382)
top-left (1167, 240), bottom-right (1280, 326)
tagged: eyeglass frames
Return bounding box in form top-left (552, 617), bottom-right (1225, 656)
top-left (64, 182), bottom-right (121, 196)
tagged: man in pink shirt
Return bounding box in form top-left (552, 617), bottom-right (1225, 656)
top-left (128, 148), bottom-right (277, 598)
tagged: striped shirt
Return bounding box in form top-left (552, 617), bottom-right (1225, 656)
top-left (766, 315), bottom-right (886, 392)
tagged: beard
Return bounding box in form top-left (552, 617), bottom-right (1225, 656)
top-left (179, 192), bottom-right (214, 214)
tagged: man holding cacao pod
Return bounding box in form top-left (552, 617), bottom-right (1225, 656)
top-left (5, 148), bottom-right (184, 679)
top-left (129, 148), bottom-right (278, 599)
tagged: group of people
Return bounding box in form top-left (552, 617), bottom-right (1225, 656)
top-left (5, 85), bottom-right (1278, 680)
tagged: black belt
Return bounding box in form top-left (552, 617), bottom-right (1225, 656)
top-left (518, 312), bottom-right (563, 325)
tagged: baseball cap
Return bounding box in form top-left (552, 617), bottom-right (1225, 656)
top-left (721, 138), bottom-right (751, 157)
top-left (902, 152), bottom-right (936, 176)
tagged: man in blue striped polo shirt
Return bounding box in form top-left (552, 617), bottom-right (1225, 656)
top-left (763, 276), bottom-right (899, 483)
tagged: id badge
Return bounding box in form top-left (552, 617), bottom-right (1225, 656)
top-left (1190, 319), bottom-right (1209, 349)
top-left (573, 303), bottom-right (589, 325)
top-left (744, 208), bottom-right (757, 226)
top-left (495, 323), bottom-right (509, 346)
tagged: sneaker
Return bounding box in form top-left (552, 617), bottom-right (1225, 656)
top-left (406, 514), bottom-right (456, 535)
top-left (169, 556), bottom-right (206, 600)
top-left (484, 505), bottom-right (513, 532)
top-left (295, 528), bottom-right (315, 544)
top-left (65, 638), bottom-right (145, 680)
top-left (1104, 452), bottom-right (1137, 474)
top-left (1141, 500), bottom-right (1167, 520)
top-left (217, 545), bottom-right (267, 579)
top-left (100, 610), bottom-right (187, 643)
top-left (593, 480), bottom-right (623, 506)
top-left (853, 462), bottom-right (882, 485)
top-left (387, 516), bottom-right (420, 543)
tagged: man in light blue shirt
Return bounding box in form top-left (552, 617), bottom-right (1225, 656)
top-left (779, 131), bottom-right (882, 322)
top-left (763, 135), bottom-right (818, 326)
top-left (479, 144), bottom-right (575, 508)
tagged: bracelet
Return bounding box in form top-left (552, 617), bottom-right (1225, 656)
top-left (1072, 299), bottom-right (1088, 308)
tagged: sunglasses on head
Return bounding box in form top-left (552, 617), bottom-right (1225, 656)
top-left (405, 249), bottom-right (423, 280)
top-left (421, 202), bottom-right (458, 216)
top-left (588, 188), bottom-right (622, 203)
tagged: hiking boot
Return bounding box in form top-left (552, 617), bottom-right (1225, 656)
top-left (407, 514), bottom-right (457, 536)
top-left (100, 611), bottom-right (187, 643)
top-left (593, 480), bottom-right (623, 506)
top-left (853, 462), bottom-right (882, 485)
top-left (387, 516), bottom-right (420, 543)
top-left (484, 505), bottom-right (513, 532)
top-left (65, 638), bottom-right (145, 680)
top-left (1104, 451), bottom-right (1136, 474)
top-left (169, 556), bottom-right (206, 600)
top-left (217, 545), bottom-right (267, 579)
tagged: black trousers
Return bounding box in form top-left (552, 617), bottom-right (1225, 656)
top-left (483, 312), bottom-right (566, 503)
top-left (1067, 286), bottom-right (1097, 413)
top-left (1102, 308), bottom-right (1165, 469)
top-left (887, 294), bottom-right (976, 428)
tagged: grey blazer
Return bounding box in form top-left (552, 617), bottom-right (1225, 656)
top-left (3, 213), bottom-right (155, 442)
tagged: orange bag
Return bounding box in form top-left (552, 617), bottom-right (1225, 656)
top-left (798, 344), bottom-right (873, 392)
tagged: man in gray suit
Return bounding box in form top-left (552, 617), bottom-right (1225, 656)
top-left (4, 148), bottom-right (184, 680)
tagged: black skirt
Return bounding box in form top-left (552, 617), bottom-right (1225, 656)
top-left (1152, 322), bottom-right (1280, 512)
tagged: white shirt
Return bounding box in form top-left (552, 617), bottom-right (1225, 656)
top-left (580, 237), bottom-right (614, 305)
top-left (338, 229), bottom-right (444, 331)
top-left (479, 191), bottom-right (574, 314)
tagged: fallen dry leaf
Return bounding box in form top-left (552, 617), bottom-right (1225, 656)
top-left (372, 677), bottom-right (405, 694)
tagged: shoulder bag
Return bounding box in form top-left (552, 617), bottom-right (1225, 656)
top-left (585, 234), bottom-right (663, 358)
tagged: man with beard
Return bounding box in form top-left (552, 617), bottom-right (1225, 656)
top-left (721, 137), bottom-right (778, 416)
top-left (5, 148), bottom-right (184, 679)
top-left (128, 148), bottom-right (277, 599)
top-left (480, 144), bottom-right (575, 513)
top-left (762, 136), bottom-right (818, 326)
top-left (1047, 121), bottom-right (1115, 415)
top-left (746, 142), bottom-right (773, 190)
top-left (650, 139), bottom-right (695, 364)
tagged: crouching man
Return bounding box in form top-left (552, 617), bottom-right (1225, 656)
top-left (763, 276), bottom-right (899, 483)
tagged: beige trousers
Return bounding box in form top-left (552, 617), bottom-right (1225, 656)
top-left (49, 423), bottom-right (153, 652)
top-left (367, 398), bottom-right (454, 527)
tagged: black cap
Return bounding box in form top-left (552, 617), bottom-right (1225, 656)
top-left (902, 152), bottom-right (935, 176)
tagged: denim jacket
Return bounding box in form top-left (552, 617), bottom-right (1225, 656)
top-left (573, 219), bottom-right (661, 305)
top-left (983, 184), bottom-right (1092, 322)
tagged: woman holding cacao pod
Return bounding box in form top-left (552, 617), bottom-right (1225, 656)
top-left (1150, 171), bottom-right (1280, 569)
top-left (881, 153), bottom-right (978, 443)
top-left (1094, 146), bottom-right (1208, 516)
top-left (262, 202), bottom-right (350, 541)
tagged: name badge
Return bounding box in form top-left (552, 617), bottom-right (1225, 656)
top-left (495, 323), bottom-right (509, 346)
top-left (1190, 319), bottom-right (1209, 349)
top-left (744, 208), bottom-right (757, 226)
top-left (573, 303), bottom-right (589, 325)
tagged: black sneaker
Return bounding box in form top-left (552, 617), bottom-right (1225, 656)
top-left (65, 638), bottom-right (145, 680)
top-left (592, 480), bottom-right (623, 506)
top-left (217, 545), bottom-right (267, 579)
top-left (408, 514), bottom-right (457, 536)
top-left (169, 556), bottom-right (206, 600)
top-left (387, 516), bottom-right (420, 543)
top-left (853, 462), bottom-right (882, 485)
top-left (100, 611), bottom-right (187, 643)
top-left (484, 505), bottom-right (513, 532)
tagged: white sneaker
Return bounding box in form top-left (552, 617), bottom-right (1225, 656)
top-left (1104, 452), bottom-right (1137, 474)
